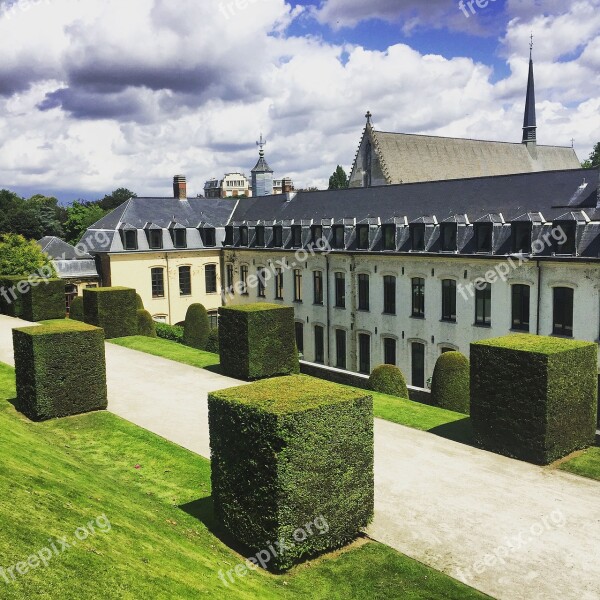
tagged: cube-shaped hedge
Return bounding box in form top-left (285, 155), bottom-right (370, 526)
top-left (471, 334), bottom-right (598, 465)
top-left (208, 375), bottom-right (374, 571)
top-left (22, 279), bottom-right (65, 321)
top-left (13, 322), bottom-right (107, 421)
top-left (83, 287), bottom-right (137, 339)
top-left (218, 303), bottom-right (300, 380)
top-left (0, 276), bottom-right (25, 317)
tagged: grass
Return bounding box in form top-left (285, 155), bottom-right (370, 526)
top-left (0, 361), bottom-right (489, 599)
top-left (559, 447), bottom-right (600, 481)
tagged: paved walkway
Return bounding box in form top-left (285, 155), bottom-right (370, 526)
top-left (1, 315), bottom-right (599, 600)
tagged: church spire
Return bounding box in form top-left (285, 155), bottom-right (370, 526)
top-left (522, 34), bottom-right (537, 147)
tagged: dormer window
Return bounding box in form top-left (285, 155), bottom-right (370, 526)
top-left (273, 226), bottom-right (283, 247)
top-left (239, 226), bottom-right (249, 246)
top-left (201, 227), bottom-right (216, 247)
top-left (440, 223), bottom-right (457, 252)
top-left (171, 228), bottom-right (187, 249)
top-left (311, 225), bottom-right (323, 245)
top-left (332, 225), bottom-right (345, 249)
top-left (224, 226), bottom-right (234, 246)
top-left (511, 223), bottom-right (532, 254)
top-left (255, 226), bottom-right (265, 247)
top-left (474, 223), bottom-right (493, 253)
top-left (382, 225), bottom-right (396, 251)
top-left (291, 225), bottom-right (302, 248)
top-left (123, 230), bottom-right (138, 251)
top-left (357, 225), bottom-right (369, 250)
top-left (147, 228), bottom-right (163, 250)
top-left (554, 222), bottom-right (576, 255)
top-left (410, 224), bottom-right (425, 251)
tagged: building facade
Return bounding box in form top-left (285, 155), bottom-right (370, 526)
top-left (203, 173), bottom-right (253, 199)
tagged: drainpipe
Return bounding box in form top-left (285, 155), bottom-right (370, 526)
top-left (536, 259), bottom-right (541, 335)
top-left (326, 254), bottom-right (331, 365)
top-left (165, 252), bottom-right (172, 325)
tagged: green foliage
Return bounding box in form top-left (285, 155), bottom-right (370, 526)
top-left (218, 303), bottom-right (300, 380)
top-left (431, 352), bottom-right (470, 414)
top-left (137, 309), bottom-right (157, 338)
top-left (0, 233), bottom-right (56, 277)
top-left (0, 191), bottom-right (64, 239)
top-left (21, 279), bottom-right (65, 322)
top-left (155, 322), bottom-right (184, 344)
top-left (471, 334), bottom-right (598, 465)
top-left (83, 287), bottom-right (137, 339)
top-left (369, 364), bottom-right (408, 398)
top-left (328, 165), bottom-right (349, 190)
top-left (63, 202), bottom-right (107, 244)
top-left (135, 293), bottom-right (144, 309)
top-left (208, 375), bottom-right (374, 571)
top-left (183, 303), bottom-right (210, 350)
top-left (13, 322), bottom-right (107, 421)
top-left (97, 188), bottom-right (137, 211)
top-left (582, 142), bottom-right (600, 169)
top-left (205, 327), bottom-right (219, 354)
top-left (69, 296), bottom-right (84, 321)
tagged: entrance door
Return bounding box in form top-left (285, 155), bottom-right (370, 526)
top-left (411, 342), bottom-right (425, 388)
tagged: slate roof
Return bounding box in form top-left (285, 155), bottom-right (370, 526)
top-left (37, 236), bottom-right (92, 260)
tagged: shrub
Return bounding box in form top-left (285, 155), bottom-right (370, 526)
top-left (69, 296), bottom-right (84, 321)
top-left (135, 293), bottom-right (144, 309)
top-left (183, 304), bottom-right (210, 350)
top-left (209, 375), bottom-right (374, 571)
top-left (0, 276), bottom-right (64, 321)
top-left (13, 321), bottom-right (107, 421)
top-left (0, 276), bottom-right (26, 317)
top-left (471, 334), bottom-right (597, 465)
top-left (218, 303), bottom-right (300, 380)
top-left (137, 309), bottom-right (157, 338)
top-left (368, 364), bottom-right (408, 398)
top-left (431, 352), bottom-right (470, 414)
top-left (205, 327), bottom-right (219, 354)
top-left (83, 287), bottom-right (137, 339)
top-left (155, 322), bottom-right (184, 344)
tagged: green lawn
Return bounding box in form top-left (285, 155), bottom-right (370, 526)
top-left (559, 447), bottom-right (600, 481)
top-left (0, 362), bottom-right (489, 600)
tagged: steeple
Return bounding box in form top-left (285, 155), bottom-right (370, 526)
top-left (251, 133), bottom-right (274, 197)
top-left (522, 34), bottom-right (537, 148)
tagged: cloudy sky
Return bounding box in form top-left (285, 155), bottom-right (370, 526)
top-left (1, 0), bottom-right (599, 202)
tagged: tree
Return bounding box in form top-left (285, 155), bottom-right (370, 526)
top-left (64, 202), bottom-right (107, 244)
top-left (582, 142), bottom-right (600, 169)
top-left (0, 233), bottom-right (56, 276)
top-left (98, 188), bottom-right (137, 211)
top-left (328, 165), bottom-right (349, 190)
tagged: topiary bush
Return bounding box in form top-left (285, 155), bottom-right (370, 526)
top-left (136, 293), bottom-right (144, 309)
top-left (69, 296), bottom-right (84, 321)
top-left (368, 364), bottom-right (408, 398)
top-left (13, 321), bottom-right (107, 421)
top-left (209, 375), bottom-right (374, 571)
top-left (471, 334), bottom-right (598, 465)
top-left (137, 309), bottom-right (157, 338)
top-left (205, 327), bottom-right (219, 354)
top-left (431, 352), bottom-right (470, 414)
top-left (0, 276), bottom-right (26, 317)
top-left (155, 322), bottom-right (184, 344)
top-left (183, 303), bottom-right (210, 350)
top-left (83, 287), bottom-right (137, 339)
top-left (0, 276), bottom-right (64, 321)
top-left (218, 303), bottom-right (300, 380)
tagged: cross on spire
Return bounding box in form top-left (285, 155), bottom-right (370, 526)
top-left (365, 111), bottom-right (372, 125)
top-left (256, 133), bottom-right (267, 157)
top-left (530, 32), bottom-right (534, 58)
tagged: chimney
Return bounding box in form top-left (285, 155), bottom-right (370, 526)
top-left (173, 175), bottom-right (187, 200)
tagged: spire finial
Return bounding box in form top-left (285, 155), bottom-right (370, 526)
top-left (530, 32), bottom-right (533, 59)
top-left (256, 133), bottom-right (267, 157)
top-left (365, 110), bottom-right (372, 125)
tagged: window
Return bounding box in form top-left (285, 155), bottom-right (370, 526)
top-left (554, 222), bottom-right (576, 255)
top-left (383, 275), bottom-right (396, 315)
top-left (411, 342), bottom-right (425, 388)
top-left (151, 268), bottom-right (164, 298)
top-left (293, 269), bottom-right (302, 302)
top-left (275, 268), bottom-right (284, 300)
top-left (291, 225), bottom-right (302, 248)
top-left (123, 230), bottom-right (137, 250)
top-left (205, 264), bottom-right (217, 294)
top-left (357, 225), bottom-right (369, 250)
top-left (358, 334), bottom-right (370, 375)
top-left (441, 347), bottom-right (454, 354)
top-left (313, 271), bottom-right (323, 304)
top-left (475, 224), bottom-right (493, 253)
top-left (358, 274), bottom-right (369, 311)
top-left (239, 226), bottom-right (249, 247)
top-left (333, 226), bottom-right (345, 249)
top-left (224, 226), bottom-right (234, 246)
top-left (148, 229), bottom-right (163, 250)
top-left (311, 225), bottom-right (323, 245)
top-left (295, 322), bottom-right (304, 355)
top-left (208, 310), bottom-right (218, 330)
top-left (335, 272), bottom-right (345, 308)
top-left (201, 227), bottom-right (216, 247)
top-left (65, 285), bottom-right (77, 314)
top-left (255, 226), bottom-right (265, 247)
top-left (226, 264), bottom-right (234, 294)
top-left (273, 226), bottom-right (283, 247)
top-left (335, 329), bottom-right (347, 369)
top-left (172, 228), bottom-right (187, 249)
top-left (240, 265), bottom-right (248, 295)
top-left (440, 223), bottom-right (457, 252)
top-left (410, 224), bottom-right (425, 251)
top-left (384, 338), bottom-right (396, 366)
top-left (475, 283), bottom-right (491, 326)
top-left (511, 284), bottom-right (530, 331)
top-left (179, 266), bottom-right (191, 296)
top-left (553, 287), bottom-right (574, 336)
top-left (382, 225), bottom-right (396, 251)
top-left (257, 268), bottom-right (266, 298)
top-left (314, 325), bottom-right (324, 364)
top-left (511, 223), bottom-right (531, 254)
top-left (441, 279), bottom-right (456, 322)
top-left (412, 278), bottom-right (425, 318)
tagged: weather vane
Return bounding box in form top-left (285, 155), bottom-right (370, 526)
top-left (256, 133), bottom-right (267, 155)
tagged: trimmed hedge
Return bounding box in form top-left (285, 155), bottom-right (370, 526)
top-left (69, 296), bottom-right (84, 321)
top-left (205, 327), bottom-right (219, 354)
top-left (135, 293), bottom-right (144, 309)
top-left (209, 375), bottom-right (374, 571)
top-left (137, 309), bottom-right (157, 338)
top-left (218, 303), bottom-right (300, 380)
top-left (83, 287), bottom-right (137, 339)
top-left (0, 276), bottom-right (26, 317)
top-left (369, 364), bottom-right (408, 398)
top-left (471, 334), bottom-right (598, 465)
top-left (13, 321), bottom-right (107, 421)
top-left (183, 303), bottom-right (210, 350)
top-left (0, 276), bottom-right (64, 321)
top-left (155, 322), bottom-right (184, 344)
top-left (431, 352), bottom-right (470, 414)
